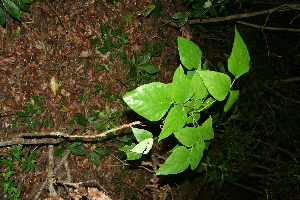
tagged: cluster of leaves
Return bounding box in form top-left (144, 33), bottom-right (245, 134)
top-left (0, 145), bottom-right (40, 199)
top-left (120, 27), bottom-right (250, 175)
top-left (0, 0), bottom-right (30, 27)
top-left (91, 23), bottom-right (163, 89)
top-left (94, 84), bottom-right (121, 101)
top-left (54, 106), bottom-right (124, 165)
top-left (12, 96), bottom-right (53, 131)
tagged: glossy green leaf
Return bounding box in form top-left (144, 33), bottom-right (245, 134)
top-left (172, 65), bottom-right (194, 104)
top-left (174, 127), bottom-right (200, 147)
top-left (54, 147), bottom-right (66, 157)
top-left (11, 0), bottom-right (30, 13)
top-left (132, 128), bottom-right (153, 142)
top-left (123, 82), bottom-right (173, 121)
top-left (172, 12), bottom-right (185, 19)
top-left (192, 71), bottom-right (208, 100)
top-left (228, 27), bottom-right (250, 79)
top-left (178, 37), bottom-right (202, 70)
top-left (199, 117), bottom-right (214, 140)
top-left (139, 63), bottom-right (159, 74)
top-left (94, 148), bottom-right (111, 156)
top-left (90, 151), bottom-right (100, 165)
top-left (156, 146), bottom-right (190, 175)
top-left (115, 48), bottom-right (127, 59)
top-left (3, 0), bottom-right (21, 20)
top-left (136, 53), bottom-right (150, 66)
top-left (159, 105), bottom-right (187, 141)
top-left (224, 90), bottom-right (239, 112)
top-left (0, 8), bottom-right (7, 27)
top-left (67, 146), bottom-right (85, 156)
top-left (190, 139), bottom-right (205, 170)
top-left (130, 138), bottom-right (153, 154)
top-left (197, 70), bottom-right (231, 101)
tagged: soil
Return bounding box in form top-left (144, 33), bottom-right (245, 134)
top-left (0, 0), bottom-right (206, 199)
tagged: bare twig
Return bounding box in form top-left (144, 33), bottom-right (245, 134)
top-left (0, 138), bottom-right (65, 147)
top-left (47, 145), bottom-right (57, 197)
top-left (237, 21), bottom-right (300, 32)
top-left (188, 4), bottom-right (300, 24)
top-left (34, 149), bottom-right (70, 199)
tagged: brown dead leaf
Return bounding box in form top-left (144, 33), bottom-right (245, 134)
top-left (88, 187), bottom-right (112, 200)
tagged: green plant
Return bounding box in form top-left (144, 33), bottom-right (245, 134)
top-left (91, 23), bottom-right (163, 89)
top-left (0, 0), bottom-right (30, 27)
top-left (0, 145), bottom-right (40, 199)
top-left (94, 84), bottom-right (121, 101)
top-left (14, 96), bottom-right (53, 131)
top-left (91, 23), bottom-right (129, 59)
top-left (124, 41), bottom-right (163, 89)
top-left (78, 89), bottom-right (89, 103)
top-left (120, 27), bottom-right (250, 175)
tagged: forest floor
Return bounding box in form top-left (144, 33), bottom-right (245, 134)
top-left (0, 0), bottom-right (209, 199)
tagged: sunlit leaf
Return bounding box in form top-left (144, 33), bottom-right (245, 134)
top-left (159, 105), bottom-right (187, 141)
top-left (156, 146), bottom-right (190, 175)
top-left (228, 27), bottom-right (250, 79)
top-left (50, 76), bottom-right (59, 95)
top-left (123, 82), bottom-right (173, 121)
top-left (197, 70), bottom-right (231, 101)
top-left (178, 37), bottom-right (202, 70)
top-left (130, 138), bottom-right (153, 154)
top-left (190, 139), bottom-right (205, 170)
top-left (172, 65), bottom-right (194, 104)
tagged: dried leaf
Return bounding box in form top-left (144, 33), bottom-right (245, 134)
top-left (50, 76), bottom-right (59, 95)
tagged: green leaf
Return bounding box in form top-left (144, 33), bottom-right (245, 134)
top-left (119, 143), bottom-right (135, 151)
top-left (139, 63), bottom-right (159, 74)
top-left (172, 12), bottom-right (185, 19)
top-left (54, 147), bottom-right (66, 157)
top-left (126, 151), bottom-right (142, 160)
top-left (90, 151), bottom-right (100, 165)
top-left (0, 8), bottom-right (7, 27)
top-left (190, 139), bottom-right (205, 170)
top-left (178, 37), bottom-right (202, 70)
top-left (174, 127), bottom-right (200, 147)
top-left (69, 141), bottom-right (82, 147)
top-left (199, 117), bottom-right (214, 140)
top-left (90, 38), bottom-right (101, 46)
top-left (115, 48), bottom-right (127, 59)
top-left (228, 27), bottom-right (250, 79)
top-left (130, 138), bottom-right (153, 154)
top-left (159, 105), bottom-right (187, 141)
top-left (177, 16), bottom-right (188, 27)
top-left (172, 65), bottom-right (194, 104)
top-left (90, 120), bottom-right (106, 131)
top-left (132, 128), bottom-right (153, 142)
top-left (94, 148), bottom-right (111, 156)
top-left (67, 146), bottom-right (85, 156)
top-left (2, 0), bottom-right (21, 20)
top-left (224, 90), bottom-right (239, 112)
top-left (11, 0), bottom-right (30, 13)
top-left (123, 82), bottom-right (173, 121)
top-left (156, 146), bottom-right (190, 175)
top-left (192, 70), bottom-right (208, 100)
top-left (197, 70), bottom-right (231, 101)
top-left (136, 53), bottom-right (151, 66)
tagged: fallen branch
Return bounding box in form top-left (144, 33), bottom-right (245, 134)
top-left (237, 21), bottom-right (300, 32)
top-left (0, 137), bottom-right (64, 147)
top-left (188, 4), bottom-right (300, 24)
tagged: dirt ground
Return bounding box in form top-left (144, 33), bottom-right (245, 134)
top-left (0, 0), bottom-right (209, 199)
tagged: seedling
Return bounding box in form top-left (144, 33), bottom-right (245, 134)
top-left (14, 96), bottom-right (53, 131)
